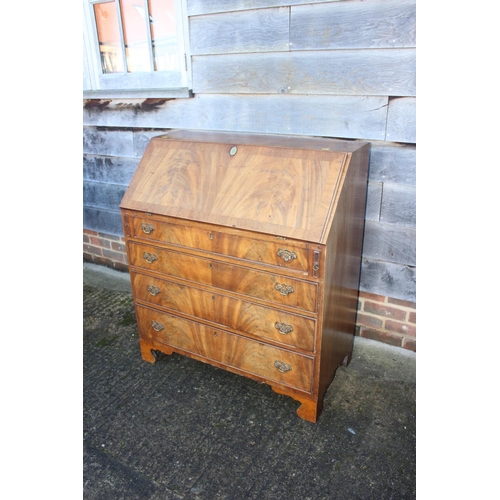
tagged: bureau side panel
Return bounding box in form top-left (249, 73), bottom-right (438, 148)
top-left (319, 144), bottom-right (370, 399)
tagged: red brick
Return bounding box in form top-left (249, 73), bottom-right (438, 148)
top-left (387, 297), bottom-right (416, 309)
top-left (111, 240), bottom-right (126, 253)
top-left (409, 312), bottom-right (416, 324)
top-left (93, 255), bottom-right (108, 266)
top-left (385, 320), bottom-right (416, 337)
top-left (364, 301), bottom-right (407, 321)
top-left (358, 327), bottom-right (403, 347)
top-left (90, 235), bottom-right (111, 249)
top-left (99, 232), bottom-right (121, 241)
top-left (84, 244), bottom-right (102, 256)
top-left (84, 229), bottom-right (98, 237)
top-left (402, 338), bottom-right (416, 352)
top-left (356, 313), bottom-right (384, 329)
top-left (103, 248), bottom-right (126, 262)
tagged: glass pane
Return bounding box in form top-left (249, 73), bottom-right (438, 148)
top-left (94, 1), bottom-right (124, 73)
top-left (148, 0), bottom-right (179, 71)
top-left (120, 0), bottom-right (152, 72)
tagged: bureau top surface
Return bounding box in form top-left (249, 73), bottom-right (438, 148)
top-left (120, 129), bottom-right (368, 243)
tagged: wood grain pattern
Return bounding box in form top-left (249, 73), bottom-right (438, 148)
top-left (127, 241), bottom-right (318, 312)
top-left (131, 271), bottom-right (316, 351)
top-left (83, 94), bottom-right (390, 141)
top-left (136, 304), bottom-right (314, 393)
top-left (380, 184), bottom-right (416, 227)
top-left (360, 258), bottom-right (416, 302)
top-left (291, 0), bottom-right (416, 50)
top-left (386, 97), bottom-right (416, 143)
top-left (189, 7), bottom-right (289, 55)
top-left (362, 221), bottom-right (416, 267)
top-left (192, 49), bottom-right (416, 96)
top-left (129, 214), bottom-right (313, 275)
top-left (121, 136), bottom-right (348, 242)
top-left (121, 130), bottom-right (370, 422)
top-left (187, 0), bottom-right (331, 16)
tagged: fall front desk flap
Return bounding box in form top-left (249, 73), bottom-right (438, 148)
top-left (120, 129), bottom-right (368, 244)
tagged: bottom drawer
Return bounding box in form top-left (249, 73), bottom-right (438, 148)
top-left (136, 305), bottom-right (314, 393)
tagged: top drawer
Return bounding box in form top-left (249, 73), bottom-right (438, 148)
top-left (126, 213), bottom-right (315, 276)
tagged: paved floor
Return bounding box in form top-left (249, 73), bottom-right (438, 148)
top-left (83, 262), bottom-right (416, 500)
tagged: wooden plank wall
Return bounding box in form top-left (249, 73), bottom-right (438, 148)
top-left (83, 0), bottom-right (416, 302)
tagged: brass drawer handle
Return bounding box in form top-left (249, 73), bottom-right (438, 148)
top-left (277, 249), bottom-right (297, 262)
top-left (147, 285), bottom-right (161, 296)
top-left (275, 322), bottom-right (293, 335)
top-left (141, 222), bottom-right (155, 234)
top-left (274, 360), bottom-right (292, 373)
top-left (151, 320), bottom-right (164, 332)
top-left (275, 283), bottom-right (294, 296)
top-left (143, 252), bottom-right (157, 264)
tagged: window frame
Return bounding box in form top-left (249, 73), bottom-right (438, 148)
top-left (83, 0), bottom-right (192, 98)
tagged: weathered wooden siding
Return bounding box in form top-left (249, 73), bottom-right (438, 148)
top-left (83, 0), bottom-right (416, 302)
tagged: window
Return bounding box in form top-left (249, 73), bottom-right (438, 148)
top-left (83, 0), bottom-right (191, 98)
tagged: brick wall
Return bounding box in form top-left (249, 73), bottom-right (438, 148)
top-left (83, 229), bottom-right (128, 272)
top-left (357, 291), bottom-right (416, 351)
top-left (84, 229), bottom-right (416, 353)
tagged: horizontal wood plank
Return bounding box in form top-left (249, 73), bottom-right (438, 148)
top-left (386, 97), bottom-right (416, 143)
top-left (84, 181), bottom-right (127, 212)
top-left (189, 7), bottom-right (290, 55)
top-left (83, 128), bottom-right (135, 156)
top-left (291, 0), bottom-right (416, 50)
top-left (360, 257), bottom-right (416, 302)
top-left (366, 182), bottom-right (382, 222)
top-left (83, 155), bottom-right (139, 184)
top-left (369, 142), bottom-right (416, 185)
top-left (84, 206), bottom-right (123, 236)
top-left (187, 0), bottom-right (338, 16)
top-left (192, 49), bottom-right (416, 96)
top-left (83, 94), bottom-right (389, 141)
top-left (380, 184), bottom-right (416, 227)
top-left (362, 220), bottom-right (415, 267)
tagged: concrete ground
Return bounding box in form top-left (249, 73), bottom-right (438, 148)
top-left (83, 262), bottom-right (416, 500)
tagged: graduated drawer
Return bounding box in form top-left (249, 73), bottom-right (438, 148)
top-left (128, 242), bottom-right (317, 313)
top-left (131, 271), bottom-right (316, 351)
top-left (129, 215), bottom-right (312, 275)
top-left (136, 305), bottom-right (314, 393)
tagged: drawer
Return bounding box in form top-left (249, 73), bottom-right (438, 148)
top-left (128, 242), bottom-right (318, 313)
top-left (136, 305), bottom-right (314, 393)
top-left (129, 215), bottom-right (312, 275)
top-left (131, 271), bottom-right (316, 351)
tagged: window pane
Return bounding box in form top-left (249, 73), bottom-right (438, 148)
top-left (94, 1), bottom-right (124, 73)
top-left (120, 0), bottom-right (152, 72)
top-left (148, 0), bottom-right (180, 71)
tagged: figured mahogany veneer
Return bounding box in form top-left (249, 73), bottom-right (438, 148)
top-left (120, 129), bottom-right (370, 422)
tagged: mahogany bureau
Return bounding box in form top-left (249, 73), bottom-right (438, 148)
top-left (120, 129), bottom-right (370, 423)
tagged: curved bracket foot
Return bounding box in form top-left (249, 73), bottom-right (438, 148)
top-left (271, 385), bottom-right (321, 423)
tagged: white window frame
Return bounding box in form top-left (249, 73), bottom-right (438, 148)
top-left (83, 0), bottom-right (192, 98)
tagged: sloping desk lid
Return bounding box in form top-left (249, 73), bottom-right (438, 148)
top-left (120, 129), bottom-right (363, 244)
